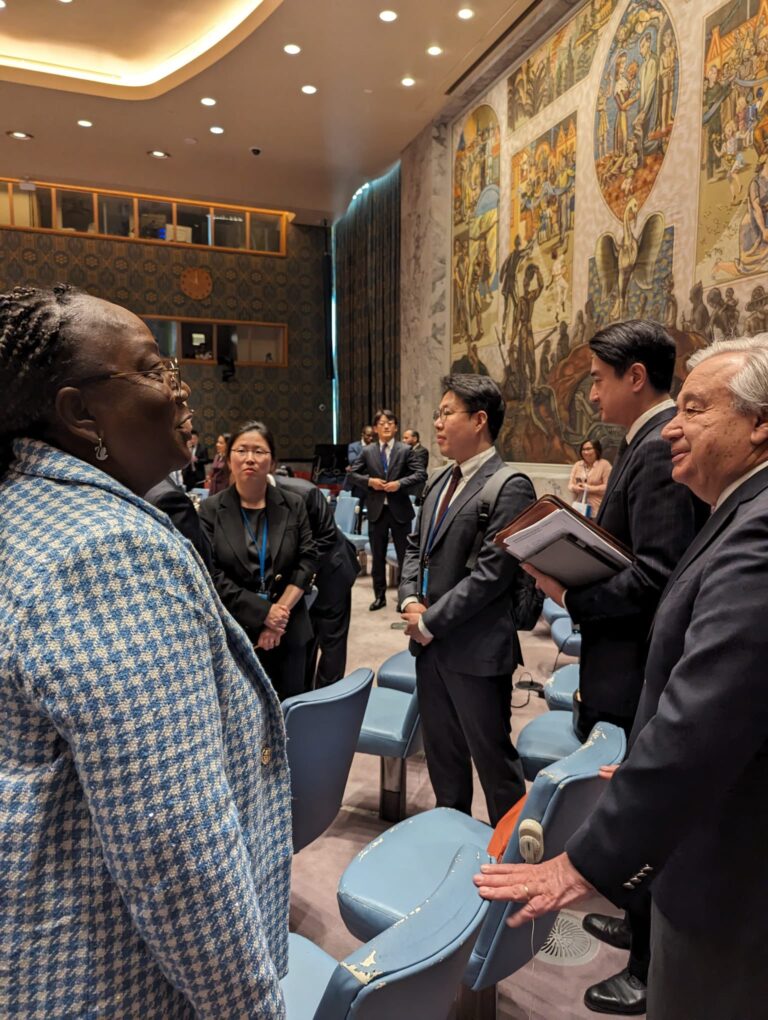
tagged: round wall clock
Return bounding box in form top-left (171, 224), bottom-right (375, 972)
top-left (180, 267), bottom-right (213, 300)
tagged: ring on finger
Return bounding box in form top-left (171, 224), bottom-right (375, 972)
top-left (523, 884), bottom-right (531, 902)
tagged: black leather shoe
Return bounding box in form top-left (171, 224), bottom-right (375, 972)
top-left (584, 968), bottom-right (647, 1015)
top-left (369, 596), bottom-right (386, 611)
top-left (582, 913), bottom-right (631, 950)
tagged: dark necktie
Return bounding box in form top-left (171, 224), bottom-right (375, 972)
top-left (380, 444), bottom-right (389, 474)
top-left (436, 465), bottom-right (463, 523)
top-left (614, 437), bottom-right (629, 467)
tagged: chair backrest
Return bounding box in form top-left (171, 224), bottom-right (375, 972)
top-left (313, 846), bottom-right (489, 1020)
top-left (282, 669), bottom-right (373, 853)
top-left (465, 723), bottom-right (626, 990)
top-left (334, 496), bottom-right (359, 534)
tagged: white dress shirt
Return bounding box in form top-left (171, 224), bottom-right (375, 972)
top-left (714, 460), bottom-right (768, 510)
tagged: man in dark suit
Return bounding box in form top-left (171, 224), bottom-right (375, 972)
top-left (274, 473), bottom-right (360, 688)
top-left (520, 320), bottom-right (708, 1014)
top-left (475, 337), bottom-right (768, 1019)
top-left (402, 428), bottom-right (429, 499)
top-left (144, 474), bottom-right (213, 572)
top-left (348, 409), bottom-right (426, 611)
top-left (399, 375), bottom-right (537, 826)
top-left (182, 429), bottom-right (209, 490)
top-left (344, 425), bottom-right (374, 528)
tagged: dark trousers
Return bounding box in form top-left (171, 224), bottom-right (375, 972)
top-left (257, 641), bottom-right (307, 702)
top-left (626, 892), bottom-right (651, 982)
top-left (416, 644), bottom-right (526, 826)
top-left (369, 507), bottom-right (410, 597)
top-left (305, 588), bottom-right (352, 690)
top-left (647, 900), bottom-right (768, 1019)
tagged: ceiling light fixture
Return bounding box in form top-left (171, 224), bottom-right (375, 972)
top-left (0, 3), bottom-right (7, 10)
top-left (7, 131), bottom-right (33, 140)
top-left (58, 0), bottom-right (74, 4)
top-left (458, 8), bottom-right (475, 19)
top-left (427, 45), bottom-right (443, 56)
top-left (401, 76), bottom-right (415, 87)
top-left (77, 119), bottom-right (93, 128)
top-left (378, 10), bottom-right (397, 21)
top-left (201, 96), bottom-right (216, 106)
top-left (301, 84), bottom-right (317, 94)
top-left (284, 44), bottom-right (301, 55)
top-left (148, 149), bottom-right (171, 159)
top-left (210, 125), bottom-right (224, 134)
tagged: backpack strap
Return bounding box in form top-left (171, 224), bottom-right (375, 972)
top-left (465, 466), bottom-right (532, 570)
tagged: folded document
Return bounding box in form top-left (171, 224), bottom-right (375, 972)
top-left (494, 495), bottom-right (634, 587)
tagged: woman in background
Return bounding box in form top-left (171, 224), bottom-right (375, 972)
top-left (0, 286), bottom-right (291, 1018)
top-left (568, 438), bottom-right (612, 516)
top-left (208, 431), bottom-right (231, 494)
top-left (199, 422), bottom-right (318, 700)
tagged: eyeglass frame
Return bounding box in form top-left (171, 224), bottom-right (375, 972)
top-left (72, 357), bottom-right (183, 394)
top-left (432, 408), bottom-right (474, 422)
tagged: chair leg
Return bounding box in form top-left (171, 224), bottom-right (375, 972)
top-left (379, 757), bottom-right (406, 822)
top-left (453, 983), bottom-right (498, 1020)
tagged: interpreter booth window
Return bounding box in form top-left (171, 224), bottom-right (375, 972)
top-left (143, 318), bottom-right (178, 359)
top-left (57, 190), bottom-right (95, 233)
top-left (0, 184), bottom-right (10, 225)
top-left (212, 210), bottom-right (246, 249)
top-left (249, 212), bottom-right (282, 253)
top-left (138, 199), bottom-right (172, 240)
top-left (225, 322), bottom-right (286, 365)
top-left (98, 195), bottom-right (134, 238)
top-left (180, 321), bottom-right (215, 361)
top-left (175, 204), bottom-right (210, 245)
top-left (11, 185), bottom-right (53, 228)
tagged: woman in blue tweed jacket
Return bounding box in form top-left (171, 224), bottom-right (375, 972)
top-left (0, 286), bottom-right (292, 1018)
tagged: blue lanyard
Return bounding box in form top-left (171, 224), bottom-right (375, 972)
top-left (421, 469), bottom-right (455, 598)
top-left (240, 508), bottom-right (269, 594)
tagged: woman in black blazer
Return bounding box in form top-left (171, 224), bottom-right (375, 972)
top-left (199, 421), bottom-right (318, 700)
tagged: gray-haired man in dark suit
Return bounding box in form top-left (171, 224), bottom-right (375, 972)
top-left (399, 375), bottom-right (537, 826)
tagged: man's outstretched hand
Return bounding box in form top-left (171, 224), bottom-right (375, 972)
top-left (473, 852), bottom-right (595, 927)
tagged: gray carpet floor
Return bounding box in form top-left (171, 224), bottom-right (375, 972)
top-left (291, 572), bottom-right (639, 1019)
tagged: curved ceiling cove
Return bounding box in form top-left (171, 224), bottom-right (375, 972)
top-left (0, 0), bottom-right (282, 98)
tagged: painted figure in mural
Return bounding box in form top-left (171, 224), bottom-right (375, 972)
top-left (499, 234), bottom-right (534, 340)
top-left (745, 285), bottom-right (768, 335)
top-left (597, 85), bottom-right (611, 158)
top-left (453, 238), bottom-right (471, 341)
top-left (613, 52), bottom-right (636, 154)
top-left (595, 198), bottom-right (665, 319)
top-left (511, 262), bottom-right (544, 385)
top-left (735, 156), bottom-right (768, 275)
top-left (663, 275), bottom-right (678, 329)
top-left (658, 26), bottom-right (676, 133)
top-left (538, 339), bottom-right (552, 385)
top-left (548, 239), bottom-right (569, 321)
top-left (451, 340), bottom-right (490, 376)
top-left (556, 320), bottom-right (570, 362)
top-left (571, 309), bottom-right (586, 348)
top-left (633, 32), bottom-right (660, 166)
top-left (706, 287), bottom-right (738, 339)
top-left (468, 236), bottom-right (493, 339)
top-left (703, 64), bottom-right (728, 183)
top-left (682, 281), bottom-right (710, 334)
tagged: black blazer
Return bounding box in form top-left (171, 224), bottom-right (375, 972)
top-left (199, 483), bottom-right (318, 646)
top-left (182, 443), bottom-right (209, 490)
top-left (144, 476), bottom-right (213, 572)
top-left (274, 476), bottom-right (360, 607)
top-left (567, 468), bottom-right (768, 935)
top-left (348, 441), bottom-right (427, 524)
top-left (410, 444), bottom-right (430, 498)
top-left (399, 451), bottom-right (536, 676)
top-left (565, 407), bottom-right (707, 719)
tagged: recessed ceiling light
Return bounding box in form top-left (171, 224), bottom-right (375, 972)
top-left (284, 44), bottom-right (301, 55)
top-left (458, 7), bottom-right (474, 19)
top-left (184, 137), bottom-right (198, 145)
top-left (210, 125), bottom-right (224, 134)
top-left (201, 97), bottom-right (216, 106)
top-left (401, 76), bottom-right (415, 87)
top-left (7, 131), bottom-right (33, 140)
top-left (427, 45), bottom-right (443, 56)
top-left (148, 149), bottom-right (171, 159)
top-left (301, 84), bottom-right (317, 94)
top-left (379, 10), bottom-right (397, 22)
top-left (77, 119), bottom-right (93, 128)
top-left (58, 0), bottom-right (74, 4)
top-left (0, 3), bottom-right (7, 10)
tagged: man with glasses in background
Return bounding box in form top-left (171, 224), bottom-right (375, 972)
top-left (399, 375), bottom-right (537, 826)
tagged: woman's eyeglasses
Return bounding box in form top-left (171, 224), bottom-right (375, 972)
top-left (74, 358), bottom-right (183, 394)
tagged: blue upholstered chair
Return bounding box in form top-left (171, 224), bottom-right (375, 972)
top-left (356, 651), bottom-right (422, 823)
top-left (542, 597), bottom-right (569, 626)
top-left (550, 615), bottom-right (582, 668)
top-left (543, 662), bottom-right (580, 711)
top-left (516, 710), bottom-right (585, 781)
top-left (282, 845), bottom-right (489, 1020)
top-left (283, 669), bottom-right (373, 853)
top-left (337, 724), bottom-right (626, 1020)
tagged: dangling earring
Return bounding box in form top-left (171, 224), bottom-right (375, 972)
top-left (94, 435), bottom-right (109, 461)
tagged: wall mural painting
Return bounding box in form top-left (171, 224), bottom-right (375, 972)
top-left (697, 0), bottom-right (768, 291)
top-left (507, 0), bottom-right (620, 132)
top-left (594, 0), bottom-right (680, 221)
top-left (452, 103), bottom-right (501, 373)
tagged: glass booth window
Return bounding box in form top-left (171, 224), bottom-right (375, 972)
top-left (249, 212), bottom-right (282, 253)
top-left (0, 183), bottom-right (10, 225)
top-left (98, 195), bottom-right (134, 237)
top-left (57, 190), bottom-right (95, 232)
top-left (212, 210), bottom-right (246, 249)
top-left (143, 318), bottom-right (178, 358)
top-left (11, 185), bottom-right (53, 228)
top-left (218, 322), bottom-right (285, 364)
top-left (174, 204), bottom-right (210, 245)
top-left (180, 321), bottom-right (214, 361)
top-left (138, 199), bottom-right (172, 240)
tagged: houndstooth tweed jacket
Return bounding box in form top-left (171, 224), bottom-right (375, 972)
top-left (0, 439), bottom-right (292, 1018)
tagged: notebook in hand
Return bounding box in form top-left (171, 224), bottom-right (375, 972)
top-left (494, 494), bottom-right (634, 587)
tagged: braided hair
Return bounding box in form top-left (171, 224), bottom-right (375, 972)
top-left (0, 284), bottom-right (85, 476)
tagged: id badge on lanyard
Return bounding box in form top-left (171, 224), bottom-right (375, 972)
top-left (241, 508), bottom-right (270, 600)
